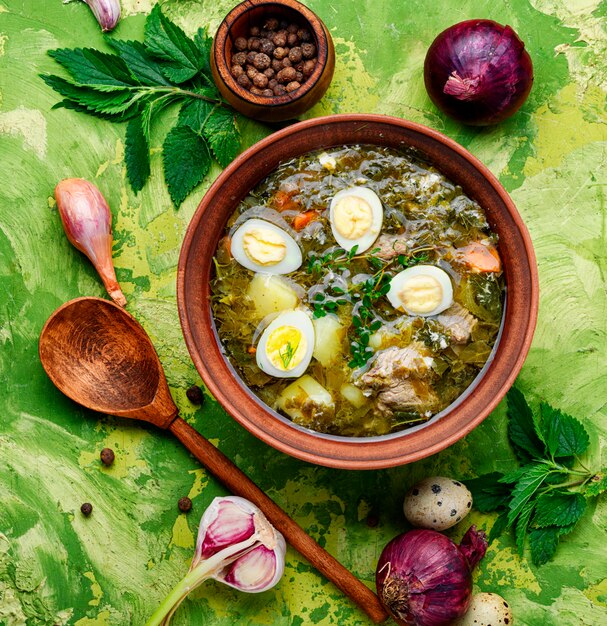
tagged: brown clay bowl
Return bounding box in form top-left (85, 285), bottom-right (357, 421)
top-left (211, 0), bottom-right (335, 122)
top-left (177, 114), bottom-right (539, 469)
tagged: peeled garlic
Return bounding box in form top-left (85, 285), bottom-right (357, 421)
top-left (146, 496), bottom-right (286, 626)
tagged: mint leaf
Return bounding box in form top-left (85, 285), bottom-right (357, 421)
top-left (489, 511), bottom-right (509, 543)
top-left (464, 473), bottom-right (511, 512)
top-left (41, 75), bottom-right (139, 116)
top-left (106, 38), bottom-right (173, 87)
top-left (507, 387), bottom-right (545, 461)
top-left (178, 98), bottom-right (216, 135)
top-left (144, 5), bottom-right (202, 83)
top-left (515, 500), bottom-right (535, 556)
top-left (534, 492), bottom-right (586, 528)
top-left (529, 527), bottom-right (560, 565)
top-left (48, 48), bottom-right (137, 88)
top-left (162, 125), bottom-right (212, 207)
top-left (540, 402), bottom-right (590, 458)
top-left (125, 111), bottom-right (151, 193)
top-left (202, 107), bottom-right (241, 167)
top-left (506, 463), bottom-right (550, 526)
top-left (586, 471), bottom-right (607, 497)
top-left (194, 27), bottom-right (214, 79)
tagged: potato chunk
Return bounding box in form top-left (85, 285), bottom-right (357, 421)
top-left (247, 274), bottom-right (299, 318)
top-left (275, 375), bottom-right (335, 423)
top-left (312, 315), bottom-right (346, 366)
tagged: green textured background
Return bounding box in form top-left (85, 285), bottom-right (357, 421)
top-left (1, 0), bottom-right (606, 624)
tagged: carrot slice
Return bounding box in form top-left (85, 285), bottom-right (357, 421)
top-left (272, 189), bottom-right (301, 212)
top-left (456, 242), bottom-right (502, 273)
top-left (293, 210), bottom-right (318, 231)
top-left (216, 235), bottom-right (232, 264)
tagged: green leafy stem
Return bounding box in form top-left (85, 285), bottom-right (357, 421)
top-left (41, 4), bottom-right (241, 207)
top-left (465, 388), bottom-right (607, 566)
top-left (307, 244), bottom-right (431, 368)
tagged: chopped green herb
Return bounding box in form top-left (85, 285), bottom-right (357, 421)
top-left (278, 341), bottom-right (296, 369)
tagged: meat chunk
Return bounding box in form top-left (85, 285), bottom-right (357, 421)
top-left (359, 344), bottom-right (433, 385)
top-left (375, 379), bottom-right (438, 417)
top-left (374, 233), bottom-right (409, 260)
top-left (355, 343), bottom-right (438, 417)
top-left (436, 303), bottom-right (477, 344)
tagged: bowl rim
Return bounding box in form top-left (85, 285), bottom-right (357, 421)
top-left (177, 113), bottom-right (539, 469)
top-left (213, 0), bottom-right (330, 107)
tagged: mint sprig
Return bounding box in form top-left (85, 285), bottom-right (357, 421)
top-left (41, 4), bottom-right (241, 207)
top-left (465, 387), bottom-right (606, 565)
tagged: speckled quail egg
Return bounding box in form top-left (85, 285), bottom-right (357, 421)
top-left (329, 187), bottom-right (383, 253)
top-left (231, 218), bottom-right (302, 274)
top-left (256, 310), bottom-right (314, 378)
top-left (403, 476), bottom-right (472, 531)
top-left (387, 265), bottom-right (453, 316)
top-left (453, 592), bottom-right (513, 626)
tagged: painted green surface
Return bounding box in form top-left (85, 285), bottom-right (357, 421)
top-left (0, 0), bottom-right (606, 624)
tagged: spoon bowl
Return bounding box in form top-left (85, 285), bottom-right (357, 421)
top-left (39, 297), bottom-right (177, 427)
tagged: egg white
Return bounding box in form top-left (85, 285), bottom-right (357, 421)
top-left (387, 265), bottom-right (453, 317)
top-left (329, 187), bottom-right (383, 253)
top-left (256, 310), bottom-right (315, 378)
top-left (231, 218), bottom-right (302, 274)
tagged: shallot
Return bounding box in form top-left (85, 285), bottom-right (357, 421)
top-left (376, 526), bottom-right (487, 626)
top-left (77, 0), bottom-right (121, 32)
top-left (146, 496), bottom-right (286, 626)
top-left (55, 178), bottom-right (126, 307)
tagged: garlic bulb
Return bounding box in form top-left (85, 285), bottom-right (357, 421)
top-left (146, 496), bottom-right (286, 626)
top-left (82, 0), bottom-right (121, 32)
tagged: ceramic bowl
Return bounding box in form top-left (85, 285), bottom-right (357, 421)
top-left (211, 0), bottom-right (335, 122)
top-left (177, 114), bottom-right (538, 469)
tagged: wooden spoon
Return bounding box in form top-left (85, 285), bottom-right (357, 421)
top-left (39, 297), bottom-right (388, 624)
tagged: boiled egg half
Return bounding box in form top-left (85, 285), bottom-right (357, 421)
top-left (329, 187), bottom-right (383, 253)
top-left (256, 310), bottom-right (314, 378)
top-left (231, 218), bottom-right (302, 274)
top-left (387, 265), bottom-right (453, 317)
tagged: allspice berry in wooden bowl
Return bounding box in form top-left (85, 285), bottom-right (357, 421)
top-left (211, 0), bottom-right (335, 122)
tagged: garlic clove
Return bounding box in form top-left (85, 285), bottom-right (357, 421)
top-left (215, 540), bottom-right (286, 592)
top-left (196, 497), bottom-right (257, 560)
top-left (55, 178), bottom-right (126, 307)
top-left (82, 0), bottom-right (121, 32)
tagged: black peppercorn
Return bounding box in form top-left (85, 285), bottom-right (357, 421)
top-left (231, 65), bottom-right (244, 78)
top-left (248, 37), bottom-right (261, 51)
top-left (81, 502), bottom-right (93, 516)
top-left (253, 53), bottom-right (271, 70)
top-left (250, 25), bottom-right (260, 37)
top-left (297, 28), bottom-right (312, 42)
top-left (286, 81), bottom-right (301, 92)
top-left (186, 384), bottom-right (204, 405)
top-left (301, 43), bottom-right (316, 59)
top-left (253, 73), bottom-right (269, 88)
top-left (273, 31), bottom-right (287, 47)
top-left (178, 497), bottom-right (193, 513)
top-left (264, 17), bottom-right (279, 31)
top-left (288, 47), bottom-right (303, 64)
top-left (100, 447), bottom-right (115, 466)
top-left (232, 51), bottom-right (247, 66)
top-left (259, 39), bottom-right (275, 56)
top-left (261, 89), bottom-right (274, 97)
top-left (273, 46), bottom-right (288, 60)
top-left (287, 33), bottom-right (299, 47)
top-left (302, 59), bottom-right (316, 77)
top-left (234, 37), bottom-right (248, 51)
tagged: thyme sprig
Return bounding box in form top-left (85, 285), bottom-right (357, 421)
top-left (307, 243), bottom-right (433, 368)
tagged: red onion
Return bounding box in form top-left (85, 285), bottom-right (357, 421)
top-left (424, 20), bottom-right (533, 125)
top-left (375, 526), bottom-right (487, 626)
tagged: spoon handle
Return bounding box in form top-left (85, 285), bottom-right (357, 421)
top-left (169, 416), bottom-right (388, 624)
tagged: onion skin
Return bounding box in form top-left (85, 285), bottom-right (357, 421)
top-left (424, 20), bottom-right (533, 125)
top-left (55, 178), bottom-right (126, 307)
top-left (376, 526), bottom-right (488, 626)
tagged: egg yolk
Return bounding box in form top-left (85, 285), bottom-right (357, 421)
top-left (398, 275), bottom-right (444, 314)
top-left (333, 195), bottom-right (373, 240)
top-left (242, 227), bottom-right (287, 266)
top-left (265, 326), bottom-right (307, 371)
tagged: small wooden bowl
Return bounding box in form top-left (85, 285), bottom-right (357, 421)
top-left (211, 0), bottom-right (335, 122)
top-left (177, 114), bottom-right (539, 469)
